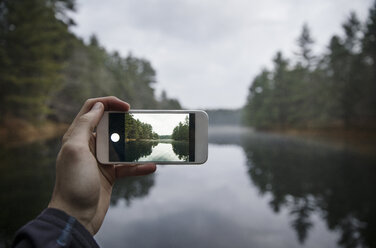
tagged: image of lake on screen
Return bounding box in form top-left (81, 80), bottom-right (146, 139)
top-left (124, 113), bottom-right (190, 162)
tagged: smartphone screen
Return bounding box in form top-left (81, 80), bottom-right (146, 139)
top-left (108, 112), bottom-right (195, 162)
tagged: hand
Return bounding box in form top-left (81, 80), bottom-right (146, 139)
top-left (48, 96), bottom-right (156, 235)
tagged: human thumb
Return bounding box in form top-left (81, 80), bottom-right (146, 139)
top-left (84, 102), bottom-right (104, 131)
top-left (72, 102), bottom-right (104, 141)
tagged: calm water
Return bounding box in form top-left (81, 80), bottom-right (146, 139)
top-left (1, 128), bottom-right (375, 248)
top-left (124, 140), bottom-right (189, 162)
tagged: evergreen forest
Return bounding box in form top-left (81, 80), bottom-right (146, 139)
top-left (124, 114), bottom-right (159, 140)
top-left (243, 2), bottom-right (376, 130)
top-left (1, 0), bottom-right (375, 134)
top-left (0, 0), bottom-right (181, 127)
top-left (171, 116), bottom-right (189, 140)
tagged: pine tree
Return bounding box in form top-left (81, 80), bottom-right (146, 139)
top-left (296, 24), bottom-right (315, 69)
top-left (0, 0), bottom-right (74, 122)
top-left (362, 1), bottom-right (376, 119)
top-left (272, 52), bottom-right (291, 128)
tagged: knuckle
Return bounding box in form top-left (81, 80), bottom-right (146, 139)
top-left (108, 95), bottom-right (119, 101)
top-left (78, 114), bottom-right (91, 124)
top-left (85, 98), bottom-right (94, 105)
top-left (60, 142), bottom-right (87, 159)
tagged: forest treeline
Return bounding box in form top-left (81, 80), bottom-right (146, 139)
top-left (124, 114), bottom-right (188, 141)
top-left (171, 116), bottom-right (189, 140)
top-left (125, 114), bottom-right (159, 140)
top-left (0, 0), bottom-right (181, 125)
top-left (244, 2), bottom-right (376, 130)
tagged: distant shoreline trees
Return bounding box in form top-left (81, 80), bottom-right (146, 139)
top-left (159, 135), bottom-right (172, 139)
top-left (244, 2), bottom-right (376, 130)
top-left (124, 115), bottom-right (190, 141)
top-left (171, 116), bottom-right (189, 141)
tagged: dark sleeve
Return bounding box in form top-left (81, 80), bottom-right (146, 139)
top-left (12, 208), bottom-right (99, 248)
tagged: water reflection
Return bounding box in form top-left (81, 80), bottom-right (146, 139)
top-left (0, 139), bottom-right (59, 247)
top-left (0, 138), bottom-right (157, 247)
top-left (1, 130), bottom-right (375, 248)
top-left (210, 131), bottom-right (376, 248)
top-left (240, 135), bottom-right (376, 247)
top-left (111, 175), bottom-right (155, 206)
top-left (125, 140), bottom-right (189, 162)
top-left (124, 141), bottom-right (158, 162)
top-left (172, 141), bottom-right (189, 160)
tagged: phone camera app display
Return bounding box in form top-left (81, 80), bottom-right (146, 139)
top-left (109, 113), bottom-right (195, 162)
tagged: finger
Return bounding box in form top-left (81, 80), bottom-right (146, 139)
top-left (64, 96), bottom-right (130, 143)
top-left (69, 102), bottom-right (104, 142)
top-left (75, 96), bottom-right (130, 121)
top-left (115, 163), bottom-right (157, 178)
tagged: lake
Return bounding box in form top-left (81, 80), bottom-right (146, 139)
top-left (0, 127), bottom-right (375, 248)
top-left (124, 140), bottom-right (189, 162)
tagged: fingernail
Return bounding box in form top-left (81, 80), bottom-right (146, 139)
top-left (92, 102), bottom-right (103, 110)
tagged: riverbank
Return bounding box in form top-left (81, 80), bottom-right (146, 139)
top-left (2, 120), bottom-right (375, 156)
top-left (266, 127), bottom-right (376, 157)
top-left (0, 118), bottom-right (68, 146)
top-left (209, 125), bottom-right (376, 157)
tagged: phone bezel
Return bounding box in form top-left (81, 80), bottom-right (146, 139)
top-left (96, 110), bottom-right (208, 165)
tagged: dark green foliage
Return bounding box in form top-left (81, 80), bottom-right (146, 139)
top-left (362, 1), bottom-right (376, 119)
top-left (171, 116), bottom-right (189, 140)
top-left (0, 0), bottom-right (181, 124)
top-left (296, 23), bottom-right (315, 69)
top-left (125, 114), bottom-right (158, 140)
top-left (50, 38), bottom-right (180, 122)
top-left (0, 0), bottom-right (73, 122)
top-left (244, 3), bottom-right (376, 129)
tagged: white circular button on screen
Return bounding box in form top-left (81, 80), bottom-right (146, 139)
top-left (111, 133), bottom-right (120, 142)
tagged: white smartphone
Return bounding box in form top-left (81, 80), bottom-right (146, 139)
top-left (96, 110), bottom-right (208, 164)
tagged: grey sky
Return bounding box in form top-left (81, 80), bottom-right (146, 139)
top-left (133, 113), bottom-right (188, 135)
top-left (70, 0), bottom-right (373, 109)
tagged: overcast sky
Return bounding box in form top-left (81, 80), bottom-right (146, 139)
top-left (133, 113), bottom-right (188, 135)
top-left (70, 0), bottom-right (373, 109)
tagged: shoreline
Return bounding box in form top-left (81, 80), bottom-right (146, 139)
top-left (209, 125), bottom-right (376, 156)
top-left (125, 138), bottom-right (188, 142)
top-left (2, 121), bottom-right (375, 156)
top-left (264, 127), bottom-right (376, 157)
top-left (0, 119), bottom-right (68, 147)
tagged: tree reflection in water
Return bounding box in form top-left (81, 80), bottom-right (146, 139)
top-left (124, 141), bottom-right (158, 162)
top-left (1, 131), bottom-right (375, 248)
top-left (111, 140), bottom-right (188, 206)
top-left (171, 141), bottom-right (189, 161)
top-left (125, 140), bottom-right (189, 162)
top-left (111, 174), bottom-right (155, 206)
top-left (240, 134), bottom-right (376, 248)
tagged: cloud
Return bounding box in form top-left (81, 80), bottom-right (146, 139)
top-left (71, 0), bottom-right (373, 109)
